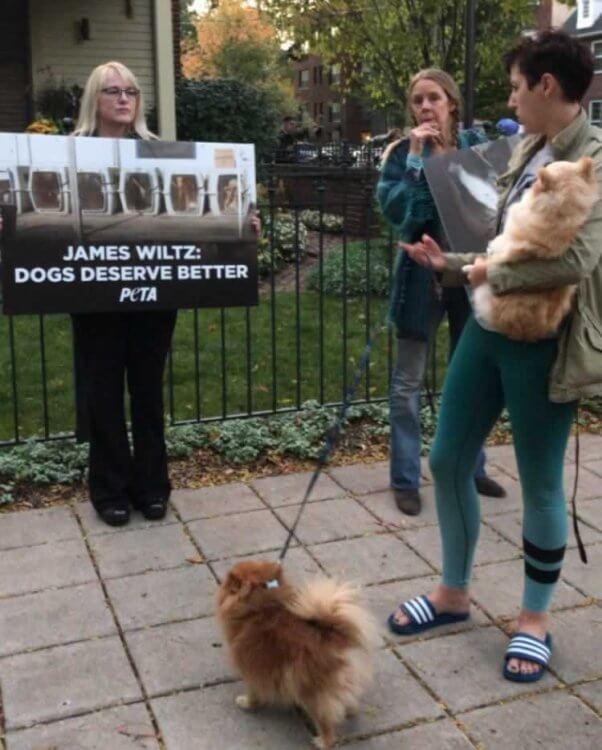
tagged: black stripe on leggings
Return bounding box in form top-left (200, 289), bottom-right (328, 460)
top-left (525, 561), bottom-right (561, 584)
top-left (523, 537), bottom-right (566, 564)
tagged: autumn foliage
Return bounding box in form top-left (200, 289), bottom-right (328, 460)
top-left (182, 0), bottom-right (279, 81)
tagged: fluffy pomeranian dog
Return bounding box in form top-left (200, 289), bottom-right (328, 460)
top-left (216, 560), bottom-right (378, 749)
top-left (470, 156), bottom-right (598, 341)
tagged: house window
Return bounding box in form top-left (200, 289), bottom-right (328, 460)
top-left (584, 0), bottom-right (591, 19)
top-left (313, 65), bottom-right (323, 85)
top-left (329, 102), bottom-right (341, 123)
top-left (329, 63), bottom-right (341, 85)
top-left (593, 40), bottom-right (602, 72)
top-left (298, 69), bottom-right (309, 89)
top-left (589, 99), bottom-right (602, 126)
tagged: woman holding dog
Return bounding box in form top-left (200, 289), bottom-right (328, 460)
top-left (377, 69), bottom-right (506, 516)
top-left (389, 31), bottom-right (602, 681)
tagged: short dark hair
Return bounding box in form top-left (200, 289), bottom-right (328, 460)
top-left (282, 116), bottom-right (295, 123)
top-left (503, 30), bottom-right (594, 103)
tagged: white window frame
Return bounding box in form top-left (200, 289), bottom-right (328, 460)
top-left (584, 0), bottom-right (591, 20)
top-left (589, 99), bottom-right (602, 126)
top-left (593, 40), bottom-right (602, 72)
top-left (298, 69), bottom-right (309, 90)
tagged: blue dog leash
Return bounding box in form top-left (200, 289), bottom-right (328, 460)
top-left (276, 240), bottom-right (446, 562)
top-left (277, 318), bottom-right (389, 562)
top-left (277, 243), bottom-right (415, 563)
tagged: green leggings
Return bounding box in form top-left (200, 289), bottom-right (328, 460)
top-left (429, 316), bottom-right (576, 613)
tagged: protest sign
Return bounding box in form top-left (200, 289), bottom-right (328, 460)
top-left (423, 135), bottom-right (520, 253)
top-left (0, 134), bottom-right (258, 314)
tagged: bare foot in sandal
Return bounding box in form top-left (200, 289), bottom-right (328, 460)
top-left (505, 610), bottom-right (549, 679)
top-left (389, 584), bottom-right (470, 632)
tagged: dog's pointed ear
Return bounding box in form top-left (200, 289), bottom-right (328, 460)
top-left (240, 580), bottom-right (254, 597)
top-left (225, 571), bottom-right (242, 594)
top-left (578, 156), bottom-right (595, 181)
top-left (534, 166), bottom-right (552, 193)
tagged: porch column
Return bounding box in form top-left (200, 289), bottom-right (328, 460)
top-left (153, 0), bottom-right (177, 140)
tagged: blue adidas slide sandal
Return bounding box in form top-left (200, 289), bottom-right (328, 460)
top-left (387, 595), bottom-right (470, 636)
top-left (503, 632), bottom-right (553, 683)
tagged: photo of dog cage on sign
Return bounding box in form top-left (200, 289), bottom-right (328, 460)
top-left (0, 132), bottom-right (258, 315)
top-left (0, 133), bottom-right (257, 244)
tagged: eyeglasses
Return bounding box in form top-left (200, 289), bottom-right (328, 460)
top-left (100, 87), bottom-right (140, 99)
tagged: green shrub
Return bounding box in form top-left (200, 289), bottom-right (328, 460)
top-left (164, 424), bottom-right (211, 458)
top-left (274, 400), bottom-right (340, 459)
top-left (269, 211), bottom-right (308, 261)
top-left (0, 399), bottom-right (514, 505)
top-left (173, 78), bottom-right (281, 170)
top-left (0, 439), bottom-right (88, 486)
top-left (257, 211), bottom-right (308, 276)
top-left (35, 74), bottom-right (83, 126)
top-left (257, 236), bottom-right (285, 277)
top-left (0, 482), bottom-right (15, 505)
top-left (210, 418), bottom-right (277, 463)
top-left (306, 241), bottom-right (391, 298)
top-left (300, 210), bottom-right (344, 233)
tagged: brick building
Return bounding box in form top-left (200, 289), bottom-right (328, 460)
top-left (291, 2), bottom-right (602, 143)
top-left (291, 54), bottom-right (385, 143)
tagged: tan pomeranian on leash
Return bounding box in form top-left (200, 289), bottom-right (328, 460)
top-left (216, 560), bottom-right (378, 749)
top-left (469, 156), bottom-right (598, 342)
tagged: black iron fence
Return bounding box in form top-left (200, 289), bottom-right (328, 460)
top-left (0, 153), bottom-right (423, 446)
top-left (276, 141), bottom-right (387, 169)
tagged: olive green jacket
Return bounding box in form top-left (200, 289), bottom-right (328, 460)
top-left (441, 110), bottom-right (602, 403)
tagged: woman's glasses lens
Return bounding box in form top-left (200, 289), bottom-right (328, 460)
top-left (101, 87), bottom-right (139, 98)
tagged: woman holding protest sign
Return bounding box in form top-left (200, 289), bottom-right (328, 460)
top-left (71, 61), bottom-right (261, 527)
top-left (377, 69), bottom-right (505, 517)
top-left (70, 62), bottom-right (177, 526)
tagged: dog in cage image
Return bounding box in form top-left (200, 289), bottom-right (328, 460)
top-left (221, 178), bottom-right (240, 213)
top-left (0, 132), bottom-right (257, 243)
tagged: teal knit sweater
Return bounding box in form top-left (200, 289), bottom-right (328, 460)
top-left (377, 129), bottom-right (487, 339)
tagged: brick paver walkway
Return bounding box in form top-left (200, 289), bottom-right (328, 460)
top-left (0, 437), bottom-right (600, 749)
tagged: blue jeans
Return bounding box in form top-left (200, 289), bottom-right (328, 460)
top-left (389, 287), bottom-right (486, 490)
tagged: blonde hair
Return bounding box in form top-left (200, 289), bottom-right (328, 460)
top-left (74, 61), bottom-right (157, 139)
top-left (407, 68), bottom-right (463, 148)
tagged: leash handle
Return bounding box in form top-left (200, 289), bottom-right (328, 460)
top-left (571, 403), bottom-right (588, 564)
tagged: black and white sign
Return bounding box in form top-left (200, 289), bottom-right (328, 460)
top-left (0, 133), bottom-right (258, 313)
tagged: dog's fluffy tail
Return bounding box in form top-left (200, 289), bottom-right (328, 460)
top-left (289, 577), bottom-right (378, 650)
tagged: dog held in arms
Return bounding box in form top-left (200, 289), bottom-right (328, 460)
top-left (469, 157), bottom-right (598, 341)
top-left (216, 560), bottom-right (377, 749)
